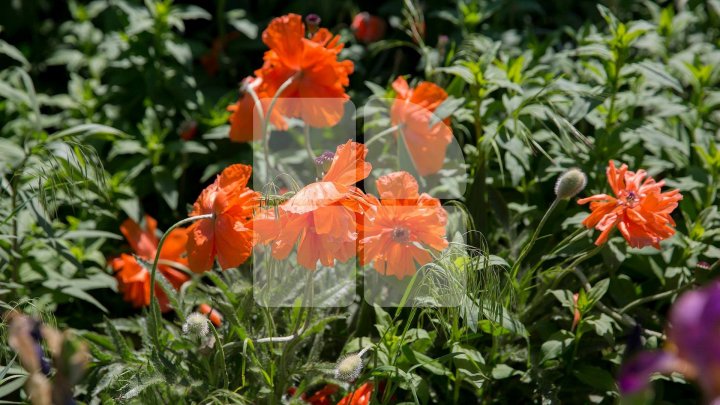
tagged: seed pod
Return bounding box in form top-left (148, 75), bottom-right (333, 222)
top-left (182, 312), bottom-right (210, 337)
top-left (555, 168), bottom-right (587, 199)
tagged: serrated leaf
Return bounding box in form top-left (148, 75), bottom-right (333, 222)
top-left (105, 316), bottom-right (134, 362)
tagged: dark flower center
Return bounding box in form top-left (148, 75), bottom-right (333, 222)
top-left (315, 151), bottom-right (335, 177)
top-left (624, 191), bottom-right (639, 207)
top-left (392, 227), bottom-right (410, 243)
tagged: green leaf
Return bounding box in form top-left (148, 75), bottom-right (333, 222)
top-left (586, 279), bottom-right (610, 310)
top-left (481, 302), bottom-right (528, 338)
top-left (491, 364), bottom-right (518, 380)
top-left (0, 81), bottom-right (30, 105)
top-left (173, 4), bottom-right (211, 20)
top-left (48, 123), bottom-right (127, 142)
top-left (61, 230), bottom-right (123, 240)
top-left (152, 166), bottom-right (179, 210)
top-left (227, 9), bottom-right (258, 39)
top-left (548, 289), bottom-right (575, 309)
top-left (634, 61), bottom-right (682, 93)
top-left (540, 331), bottom-right (574, 363)
top-left (573, 365), bottom-right (618, 392)
top-left (430, 96), bottom-right (465, 126)
top-left (0, 139), bottom-right (25, 169)
top-left (104, 316), bottom-right (134, 362)
top-left (0, 39), bottom-right (30, 68)
top-left (57, 285), bottom-right (109, 313)
top-left (436, 65), bottom-right (476, 85)
top-left (0, 374), bottom-right (27, 398)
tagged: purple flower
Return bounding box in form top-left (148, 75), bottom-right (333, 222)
top-left (619, 281), bottom-right (720, 403)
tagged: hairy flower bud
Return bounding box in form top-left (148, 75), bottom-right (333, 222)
top-left (334, 352), bottom-right (364, 382)
top-left (555, 168), bottom-right (587, 200)
top-left (182, 312), bottom-right (209, 337)
top-left (334, 346), bottom-right (372, 382)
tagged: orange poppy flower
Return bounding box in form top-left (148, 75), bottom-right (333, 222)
top-left (110, 216), bottom-right (189, 312)
top-left (227, 77), bottom-right (288, 142)
top-left (258, 140), bottom-right (371, 270)
top-left (198, 303), bottom-right (223, 327)
top-left (351, 12), bottom-right (386, 44)
top-left (578, 161), bottom-right (683, 248)
top-left (337, 382), bottom-right (373, 405)
top-left (305, 384), bottom-right (338, 405)
top-left (254, 14), bottom-right (354, 128)
top-left (390, 76), bottom-right (453, 176)
top-left (359, 171), bottom-right (449, 279)
top-left (187, 164), bottom-right (260, 272)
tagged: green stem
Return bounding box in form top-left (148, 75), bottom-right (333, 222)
top-left (619, 283), bottom-right (692, 313)
top-left (521, 243), bottom-right (603, 320)
top-left (468, 105), bottom-right (487, 240)
top-left (364, 124), bottom-right (402, 148)
top-left (9, 153), bottom-right (29, 284)
top-left (511, 198), bottom-right (560, 280)
top-left (569, 267), bottom-right (663, 339)
top-left (303, 124), bottom-right (316, 161)
top-left (244, 82), bottom-right (265, 124)
top-left (148, 214), bottom-right (213, 328)
top-left (261, 74), bottom-right (297, 179)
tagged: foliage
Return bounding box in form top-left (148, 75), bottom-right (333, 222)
top-left (1, 0), bottom-right (719, 404)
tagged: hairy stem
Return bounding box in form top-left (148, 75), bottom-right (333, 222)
top-left (511, 198), bottom-right (560, 280)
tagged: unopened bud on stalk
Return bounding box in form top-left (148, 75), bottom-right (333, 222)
top-left (334, 346), bottom-right (372, 382)
top-left (182, 312), bottom-right (210, 337)
top-left (555, 168), bottom-right (587, 200)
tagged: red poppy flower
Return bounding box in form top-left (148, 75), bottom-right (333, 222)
top-left (198, 303), bottom-right (223, 327)
top-left (578, 161), bottom-right (682, 249)
top-left (258, 140), bottom-right (371, 270)
top-left (110, 216), bottom-right (189, 312)
top-left (305, 384), bottom-right (338, 405)
top-left (390, 76), bottom-right (453, 176)
top-left (351, 12), bottom-right (386, 43)
top-left (187, 164), bottom-right (260, 272)
top-left (254, 14), bottom-right (354, 128)
top-left (227, 77), bottom-right (288, 143)
top-left (359, 171), bottom-right (448, 279)
top-left (337, 382), bottom-right (373, 405)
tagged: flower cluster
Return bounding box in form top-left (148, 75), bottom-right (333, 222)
top-left (109, 8), bottom-right (455, 309)
top-left (228, 13), bottom-right (354, 141)
top-left (254, 140), bottom-right (449, 275)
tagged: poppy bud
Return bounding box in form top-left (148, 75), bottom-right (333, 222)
top-left (572, 292), bottom-right (581, 331)
top-left (182, 312), bottom-right (210, 337)
top-left (334, 352), bottom-right (364, 382)
top-left (351, 12), bottom-right (386, 44)
top-left (305, 13), bottom-right (321, 35)
top-left (555, 168), bottom-right (587, 200)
